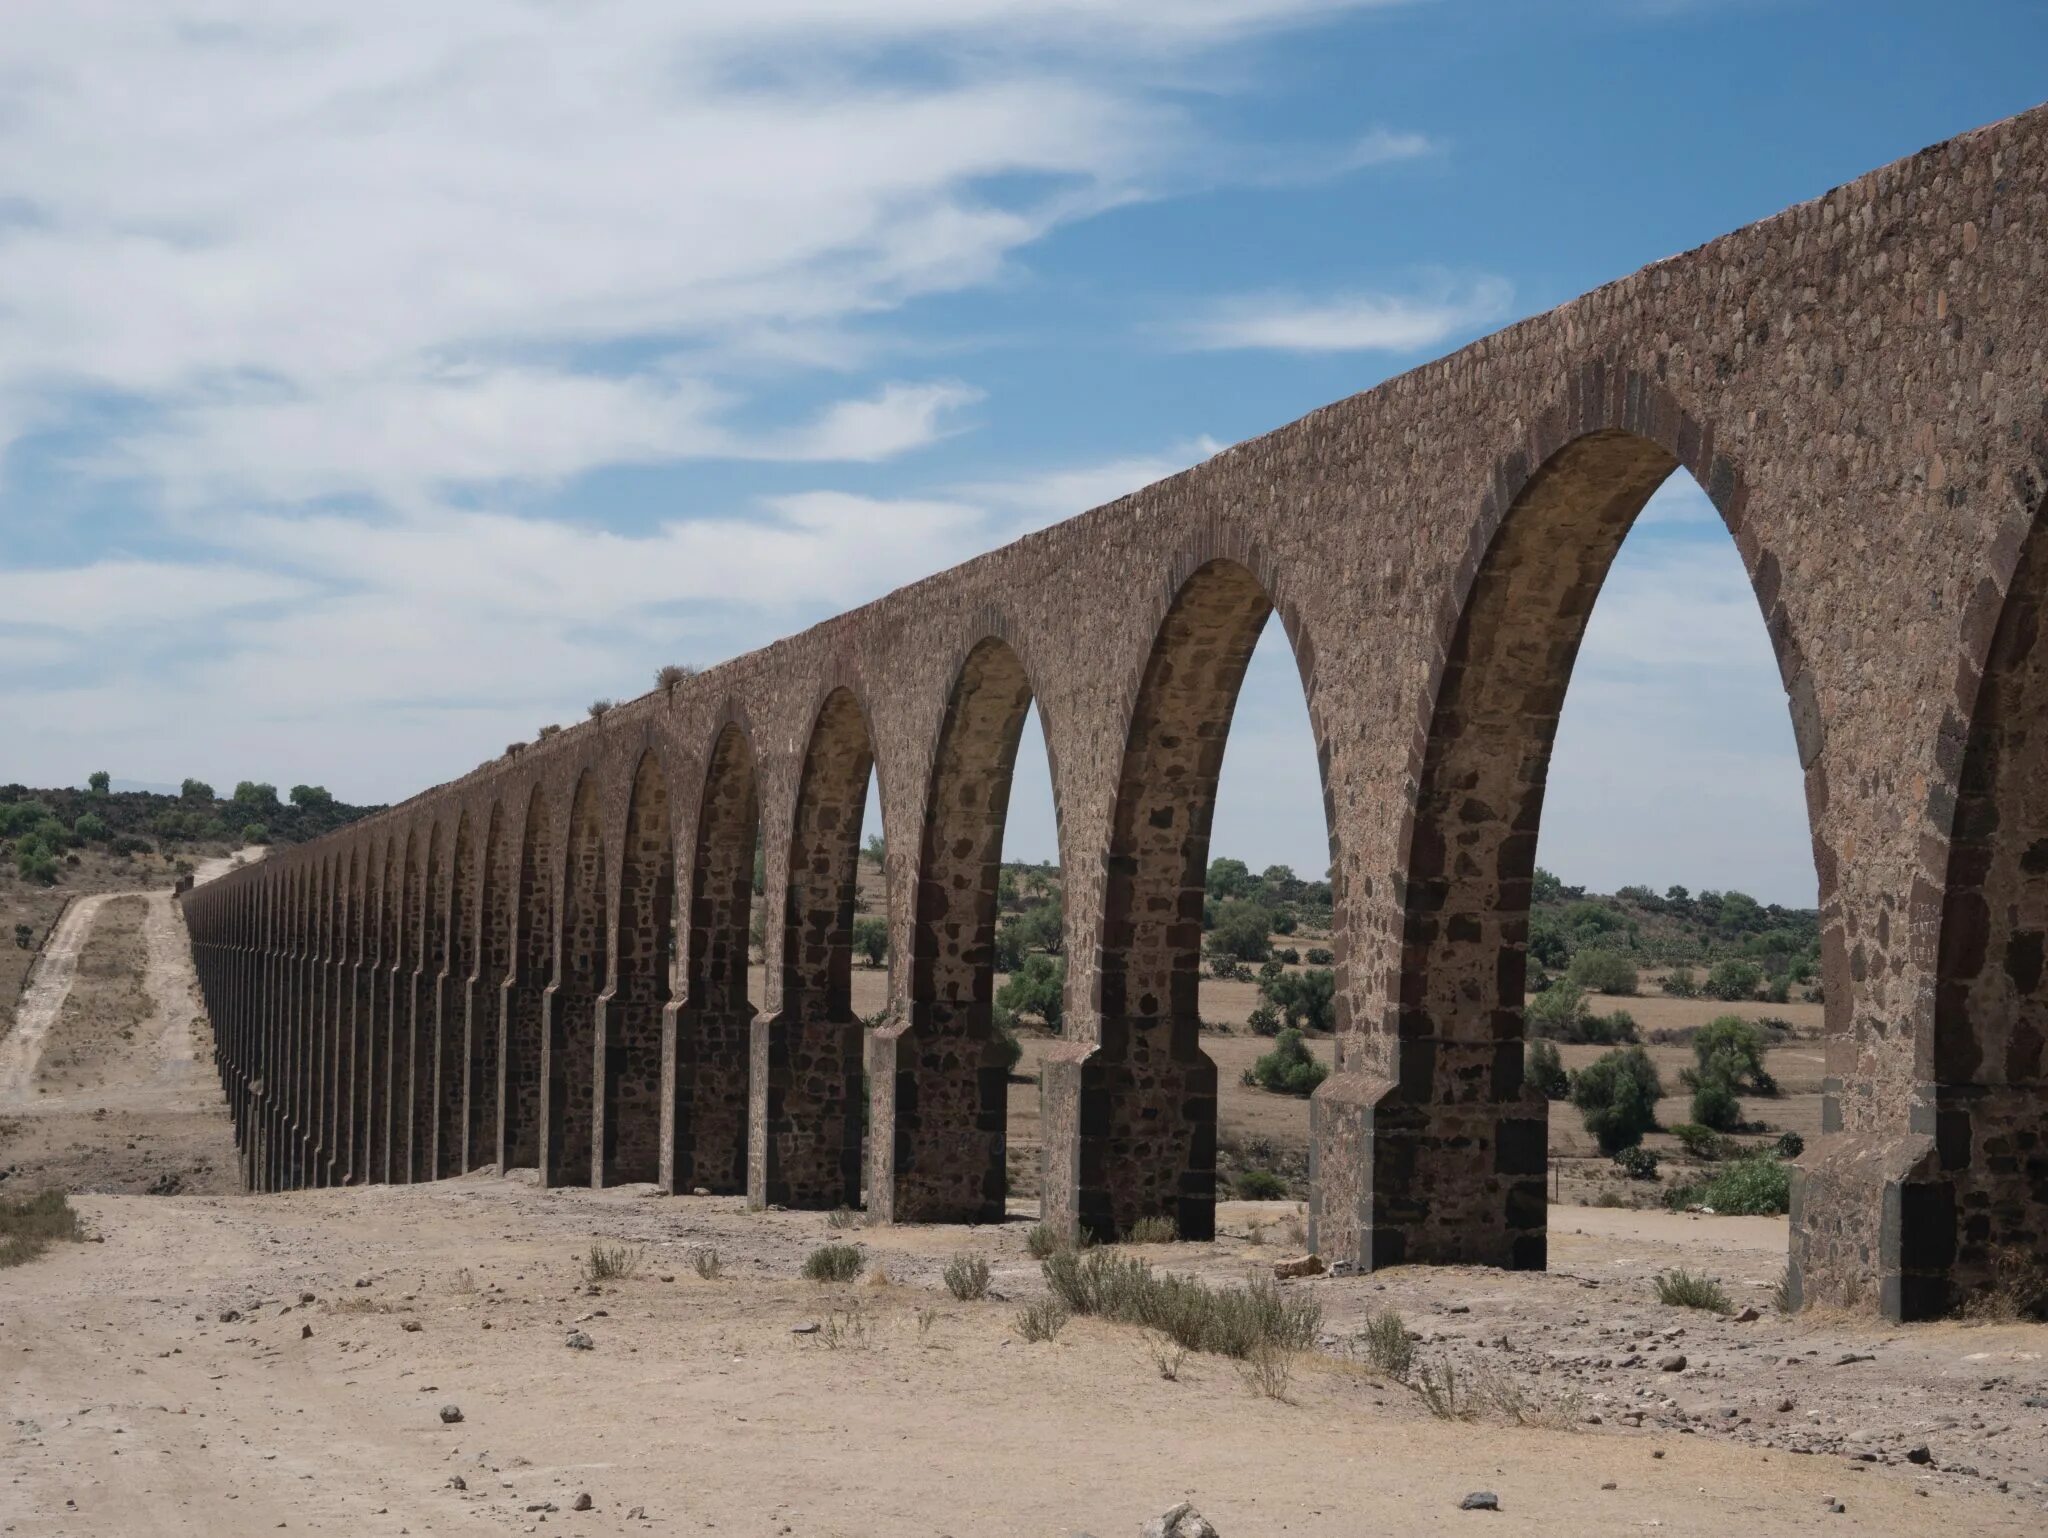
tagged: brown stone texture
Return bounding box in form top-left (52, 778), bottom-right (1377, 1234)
top-left (184, 108), bottom-right (2048, 1318)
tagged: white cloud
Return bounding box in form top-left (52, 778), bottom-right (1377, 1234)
top-left (956, 436), bottom-right (1227, 530)
top-left (1179, 276), bottom-right (1513, 352)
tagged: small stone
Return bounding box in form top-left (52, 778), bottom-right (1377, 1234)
top-left (1776, 1399), bottom-right (1795, 1414)
top-left (298, 1291), bottom-right (316, 1304)
top-left (1459, 1491), bottom-right (1499, 1512)
top-left (1141, 1502), bottom-right (1218, 1538)
top-left (354, 1276), bottom-right (373, 1289)
top-left (1905, 1446), bottom-right (1932, 1465)
top-left (299, 1324), bottom-right (312, 1340)
top-left (1832, 1353), bottom-right (1874, 1366)
top-left (1599, 1482), bottom-right (1617, 1491)
top-left (573, 1493), bottom-right (592, 1511)
top-left (791, 1322), bottom-right (821, 1335)
top-left (1824, 1499), bottom-right (1845, 1514)
top-left (627, 1507), bottom-right (645, 1520)
top-left (438, 1405), bottom-right (463, 1424)
top-left (1733, 1306), bottom-right (1760, 1322)
top-left (1658, 1354), bottom-right (1687, 1373)
top-left (401, 1320), bottom-right (423, 1333)
top-left (565, 1331), bottom-right (594, 1350)
top-left (1651, 1451), bottom-right (1666, 1460)
top-left (1446, 1303), bottom-right (1470, 1314)
top-left (218, 1309), bottom-right (242, 1323)
top-left (1272, 1255), bottom-right (1324, 1280)
top-left (449, 1475), bottom-right (466, 1491)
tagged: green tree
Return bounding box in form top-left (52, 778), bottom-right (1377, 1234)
top-left (1526, 1038), bottom-right (1569, 1100)
top-left (1689, 1015), bottom-right (1773, 1094)
top-left (1245, 1028), bottom-right (1328, 1096)
top-left (1206, 857), bottom-right (1253, 900)
top-left (1007, 894), bottom-right (1064, 956)
top-left (1568, 947), bottom-right (1639, 996)
top-left (852, 915), bottom-right (888, 967)
top-left (289, 784), bottom-right (334, 810)
top-left (1525, 979), bottom-right (1587, 1039)
top-left (996, 953), bottom-right (1064, 1029)
top-left (1259, 966), bottom-right (1335, 1033)
top-left (1701, 958), bottom-right (1762, 1001)
top-left (232, 781), bottom-right (279, 811)
top-left (181, 778), bottom-right (214, 803)
top-left (1569, 1045), bottom-right (1663, 1154)
top-left (241, 822), bottom-right (270, 845)
top-left (1205, 899), bottom-right (1273, 964)
top-left (73, 812), bottom-right (109, 843)
top-left (87, 770), bottom-right (110, 795)
top-left (863, 833), bottom-right (886, 866)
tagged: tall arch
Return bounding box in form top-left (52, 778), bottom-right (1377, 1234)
top-left (341, 847), bottom-right (366, 1184)
top-left (436, 812), bottom-right (477, 1179)
top-left (1917, 488), bottom-right (2048, 1318)
top-left (758, 686), bottom-right (872, 1209)
top-left (502, 787), bottom-right (554, 1172)
top-left (1074, 559), bottom-right (1286, 1241)
top-left (543, 772), bottom-right (607, 1188)
top-left (670, 723), bottom-right (760, 1194)
top-left (400, 826), bottom-right (436, 1183)
top-left (874, 638), bottom-right (1037, 1223)
top-left (601, 753), bottom-right (673, 1186)
top-left (376, 834), bottom-right (405, 1183)
top-left (468, 801), bottom-right (509, 1172)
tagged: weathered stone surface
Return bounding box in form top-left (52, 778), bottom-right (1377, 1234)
top-left (185, 105), bottom-right (2048, 1318)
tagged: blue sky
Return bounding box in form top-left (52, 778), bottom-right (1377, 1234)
top-left (1, 2), bottom-right (2042, 906)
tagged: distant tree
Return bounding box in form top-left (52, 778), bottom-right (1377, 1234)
top-left (232, 781), bottom-right (279, 811)
top-left (289, 784), bottom-right (334, 810)
top-left (1525, 979), bottom-right (1588, 1039)
top-left (72, 812), bottom-right (109, 843)
top-left (587, 698), bottom-right (614, 720)
top-left (1526, 1038), bottom-right (1569, 1100)
top-left (1701, 958), bottom-right (1763, 1002)
top-left (1259, 966), bottom-right (1335, 1034)
top-left (852, 916), bottom-right (888, 968)
top-left (996, 953), bottom-right (1064, 1029)
top-left (1532, 867), bottom-right (1565, 904)
top-left (1244, 1029), bottom-right (1328, 1096)
top-left (181, 778), bottom-right (215, 803)
top-left (1567, 948), bottom-right (1639, 996)
top-left (241, 822), bottom-right (270, 845)
top-left (1685, 1016), bottom-right (1775, 1096)
top-left (87, 770), bottom-right (110, 795)
top-left (1007, 895), bottom-right (1064, 956)
top-left (1206, 857), bottom-right (1253, 901)
top-left (1205, 899), bottom-right (1274, 964)
top-left (863, 833), bottom-right (886, 866)
top-left (1570, 1045), bottom-right (1663, 1154)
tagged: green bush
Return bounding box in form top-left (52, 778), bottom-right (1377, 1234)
top-left (180, 777), bottom-right (214, 802)
top-left (943, 1255), bottom-right (992, 1301)
top-left (1235, 1169), bottom-right (1286, 1200)
top-left (1246, 1001), bottom-right (1282, 1037)
top-left (15, 846), bottom-right (58, 884)
top-left (1689, 1016), bottom-right (1775, 1095)
top-left (1774, 1131), bottom-right (1805, 1160)
top-left (1654, 1268), bottom-right (1732, 1313)
top-left (1568, 947), bottom-right (1639, 996)
top-left (72, 812), bottom-right (109, 843)
top-left (1305, 947), bottom-right (1334, 966)
top-left (1612, 1145), bottom-right (1660, 1180)
top-left (1206, 899), bottom-right (1274, 964)
top-left (1244, 1029), bottom-right (1328, 1096)
top-left (1689, 1076), bottom-right (1742, 1132)
top-left (241, 822), bottom-right (270, 845)
top-left (1259, 967), bottom-right (1335, 1033)
top-left (994, 1013), bottom-right (1024, 1076)
top-left (1660, 967), bottom-right (1699, 998)
top-left (1699, 1153), bottom-right (1792, 1215)
top-left (1569, 1046), bottom-right (1663, 1154)
top-left (1525, 979), bottom-right (1587, 1039)
top-left (87, 770), bottom-right (110, 795)
top-left (801, 1244), bottom-right (865, 1283)
top-left (852, 915), bottom-right (888, 967)
top-left (1526, 1039), bottom-right (1569, 1100)
top-left (1701, 958), bottom-right (1762, 1001)
top-left (996, 954), bottom-right (1064, 1029)
top-left (1669, 1122), bottom-right (1732, 1160)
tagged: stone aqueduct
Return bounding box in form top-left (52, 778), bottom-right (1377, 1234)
top-left (185, 106), bottom-right (2048, 1321)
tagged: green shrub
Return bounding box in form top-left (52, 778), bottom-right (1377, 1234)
top-left (72, 812), bottom-right (109, 843)
top-left (1701, 958), bottom-right (1762, 1001)
top-left (1235, 1169), bottom-right (1286, 1200)
top-left (1244, 1029), bottom-right (1328, 1096)
top-left (1568, 948), bottom-right (1639, 996)
top-left (0, 1190), bottom-right (84, 1268)
top-left (1246, 1001), bottom-right (1282, 1037)
top-left (1525, 979), bottom-right (1586, 1039)
top-left (1689, 1016), bottom-right (1775, 1095)
top-left (1361, 1309), bottom-right (1414, 1378)
top-left (994, 1015), bottom-right (1024, 1076)
top-left (1569, 1046), bottom-right (1663, 1154)
top-left (1669, 1122), bottom-right (1731, 1160)
top-left (1024, 1222), bottom-right (1092, 1260)
top-left (1774, 1131), bottom-right (1805, 1160)
top-left (1206, 899), bottom-right (1274, 963)
top-left (583, 1242), bottom-right (642, 1282)
top-left (1259, 967), bottom-right (1335, 1034)
top-left (1305, 947), bottom-right (1334, 966)
top-left (852, 915), bottom-right (888, 967)
top-left (801, 1244), bottom-right (865, 1283)
top-left (1699, 1153), bottom-right (1792, 1215)
top-left (241, 822), bottom-right (270, 845)
top-left (996, 954), bottom-right (1064, 1029)
top-left (15, 847), bottom-right (58, 884)
top-left (1660, 967), bottom-right (1699, 998)
top-left (1126, 1216), bottom-right (1177, 1244)
top-left (1526, 1039), bottom-right (1569, 1100)
top-left (1689, 1076), bottom-right (1742, 1131)
top-left (180, 778), bottom-right (214, 802)
top-left (943, 1255), bottom-right (992, 1301)
top-left (1612, 1145), bottom-right (1659, 1180)
top-left (1014, 1299), bottom-right (1069, 1342)
top-left (1654, 1268), bottom-right (1732, 1313)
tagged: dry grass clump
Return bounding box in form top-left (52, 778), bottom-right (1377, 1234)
top-left (1235, 1337), bottom-right (1296, 1401)
top-left (943, 1255), bottom-right (992, 1301)
top-left (328, 1296), bottom-right (400, 1316)
top-left (1025, 1222), bottom-right (1095, 1260)
top-left (818, 1303), bottom-right (872, 1350)
top-left (690, 1247), bottom-right (723, 1281)
top-left (1040, 1250), bottom-right (1321, 1361)
top-left (801, 1243), bottom-right (865, 1283)
top-left (1126, 1215), bottom-right (1178, 1244)
top-left (0, 1190), bottom-right (83, 1268)
top-left (1653, 1267), bottom-right (1732, 1314)
top-left (1412, 1357), bottom-right (1474, 1421)
top-left (1959, 1247), bottom-right (2048, 1322)
top-left (1146, 1329), bottom-right (1188, 1381)
top-left (826, 1207), bottom-right (860, 1230)
top-left (1360, 1309), bottom-right (1413, 1378)
top-left (1014, 1298), bottom-right (1069, 1342)
top-left (583, 1242), bottom-right (643, 1283)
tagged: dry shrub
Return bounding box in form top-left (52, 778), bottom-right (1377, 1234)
top-left (691, 1247), bottom-right (723, 1281)
top-left (583, 1242), bottom-right (643, 1283)
top-left (1360, 1309), bottom-right (1413, 1379)
top-left (1234, 1337), bottom-right (1297, 1401)
top-left (1411, 1357), bottom-right (1474, 1421)
top-left (943, 1255), bottom-right (992, 1301)
top-left (1040, 1250), bottom-right (1321, 1360)
top-left (1126, 1215), bottom-right (1178, 1245)
top-left (1960, 1247), bottom-right (2048, 1322)
top-left (1014, 1298), bottom-right (1070, 1342)
top-left (0, 1190), bottom-right (82, 1268)
top-left (1146, 1329), bottom-right (1188, 1381)
top-left (818, 1303), bottom-right (871, 1350)
top-left (1653, 1267), bottom-right (1732, 1314)
top-left (826, 1207), bottom-right (860, 1230)
top-left (802, 1243), bottom-right (864, 1283)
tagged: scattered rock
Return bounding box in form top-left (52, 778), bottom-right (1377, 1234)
top-left (1272, 1255), bottom-right (1324, 1280)
top-left (1733, 1307), bottom-right (1760, 1323)
top-left (401, 1320), bottom-right (423, 1333)
top-left (1658, 1354), bottom-right (1687, 1373)
top-left (449, 1475), bottom-right (466, 1491)
top-left (438, 1405), bottom-right (463, 1424)
top-left (1776, 1398), bottom-right (1795, 1414)
top-left (1459, 1491), bottom-right (1500, 1511)
top-left (1832, 1353), bottom-right (1874, 1367)
top-left (1141, 1502), bottom-right (1218, 1538)
top-left (354, 1276), bottom-right (373, 1289)
top-left (1599, 1482), bottom-right (1617, 1491)
top-left (791, 1322), bottom-right (821, 1336)
top-left (218, 1309), bottom-right (241, 1324)
top-left (1905, 1446), bottom-right (1932, 1465)
top-left (299, 1324), bottom-right (312, 1340)
top-left (573, 1492), bottom-right (593, 1511)
top-left (565, 1331), bottom-right (594, 1350)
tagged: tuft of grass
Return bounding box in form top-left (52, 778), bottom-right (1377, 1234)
top-left (1040, 1249), bottom-right (1321, 1361)
top-left (583, 1242), bottom-right (643, 1283)
top-left (802, 1243), bottom-right (865, 1283)
top-left (328, 1296), bottom-right (399, 1315)
top-left (0, 1190), bottom-right (83, 1268)
top-left (1014, 1298), bottom-right (1070, 1342)
top-left (1412, 1357), bottom-right (1474, 1421)
top-left (1772, 1263), bottom-right (1797, 1315)
top-left (1959, 1247), bottom-right (2048, 1322)
top-left (448, 1267), bottom-right (478, 1294)
top-left (1146, 1329), bottom-right (1188, 1381)
top-left (691, 1247), bottom-right (723, 1281)
top-left (943, 1255), bottom-right (992, 1301)
top-left (817, 1303), bottom-right (871, 1350)
top-left (825, 1207), bottom-right (860, 1230)
top-left (1234, 1337), bottom-right (1296, 1401)
top-left (1654, 1267), bottom-right (1733, 1314)
top-left (1024, 1222), bottom-right (1094, 1260)
top-left (1360, 1309), bottom-right (1413, 1379)
top-left (1126, 1215), bottom-right (1178, 1245)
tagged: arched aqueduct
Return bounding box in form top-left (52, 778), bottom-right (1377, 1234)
top-left (185, 105), bottom-right (2048, 1321)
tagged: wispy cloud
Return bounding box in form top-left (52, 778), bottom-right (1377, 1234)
top-left (1177, 276), bottom-right (1513, 352)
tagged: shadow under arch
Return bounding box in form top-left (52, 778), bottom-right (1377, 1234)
top-left (755, 684), bottom-right (875, 1210)
top-left (1062, 556), bottom-right (1326, 1243)
top-left (543, 770), bottom-right (608, 1188)
top-left (405, 821), bottom-right (443, 1184)
top-left (466, 799), bottom-right (509, 1173)
top-left (599, 750), bottom-right (673, 1187)
top-left (374, 833), bottom-right (406, 1184)
top-left (1917, 484), bottom-right (2048, 1319)
top-left (872, 634), bottom-right (1048, 1224)
top-left (436, 811), bottom-right (478, 1180)
top-left (340, 845), bottom-right (366, 1184)
top-left (501, 786), bottom-right (554, 1174)
top-left (1321, 421), bottom-right (1826, 1276)
top-left (667, 719), bottom-right (760, 1196)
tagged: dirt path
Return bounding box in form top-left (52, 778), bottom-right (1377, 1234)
top-left (0, 892), bottom-right (117, 1103)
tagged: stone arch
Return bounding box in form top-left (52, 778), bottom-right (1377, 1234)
top-left (436, 811), bottom-right (478, 1179)
top-left (468, 800), bottom-right (509, 1172)
top-left (759, 685), bottom-right (874, 1209)
top-left (1915, 484), bottom-right (2048, 1318)
top-left (343, 845), bottom-right (368, 1184)
top-left (1340, 398), bottom-right (1822, 1275)
top-left (404, 823), bottom-right (443, 1182)
top-left (503, 785), bottom-right (554, 1172)
top-left (671, 719), bottom-right (761, 1195)
top-left (601, 752), bottom-right (673, 1186)
top-left (1073, 557), bottom-right (1293, 1242)
top-left (375, 834), bottom-right (405, 1184)
top-left (544, 770), bottom-right (608, 1188)
top-left (878, 635), bottom-right (1044, 1223)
